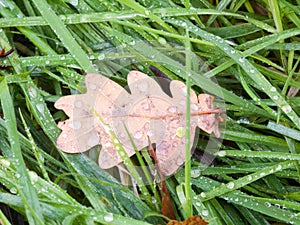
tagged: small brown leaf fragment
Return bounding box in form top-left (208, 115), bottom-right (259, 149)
top-left (166, 216), bottom-right (208, 225)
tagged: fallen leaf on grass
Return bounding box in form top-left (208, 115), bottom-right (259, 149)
top-left (55, 71), bottom-right (224, 175)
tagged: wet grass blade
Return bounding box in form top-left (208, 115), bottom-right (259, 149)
top-left (0, 79), bottom-right (44, 224)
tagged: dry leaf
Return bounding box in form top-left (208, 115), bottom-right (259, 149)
top-left (55, 71), bottom-right (224, 175)
top-left (166, 216), bottom-right (208, 225)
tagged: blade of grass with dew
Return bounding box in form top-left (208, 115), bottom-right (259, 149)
top-left (0, 29), bottom-right (61, 143)
top-left (239, 70), bottom-right (278, 117)
top-left (184, 28), bottom-right (192, 218)
top-left (267, 121), bottom-right (300, 141)
top-left (183, 175), bottom-right (300, 224)
top-left (206, 0), bottom-right (232, 27)
top-left (0, 78), bottom-right (45, 224)
top-left (123, 124), bottom-right (161, 211)
top-left (0, 117), bottom-right (69, 177)
top-left (31, 0), bottom-right (94, 72)
top-left (115, 0), bottom-right (176, 34)
top-left (176, 184), bottom-right (188, 218)
top-left (197, 161), bottom-right (294, 201)
top-left (210, 198), bottom-right (237, 225)
top-left (0, 8), bottom-right (271, 28)
top-left (0, 209), bottom-right (12, 225)
top-left (215, 150), bottom-right (300, 161)
top-left (238, 28), bottom-right (300, 52)
top-left (19, 109), bottom-right (50, 181)
top-left (222, 129), bottom-right (292, 147)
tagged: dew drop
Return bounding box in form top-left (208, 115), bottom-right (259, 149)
top-left (176, 127), bottom-right (185, 138)
top-left (134, 131), bottom-right (143, 139)
top-left (89, 84), bottom-right (97, 90)
top-left (146, 130), bottom-right (153, 137)
top-left (98, 54), bottom-right (105, 60)
top-left (227, 182), bottom-right (235, 189)
top-left (281, 105), bottom-right (292, 113)
top-left (191, 104), bottom-right (198, 111)
top-left (152, 197), bottom-right (157, 204)
top-left (104, 142), bottom-right (112, 147)
top-left (129, 40), bottom-right (136, 45)
top-left (202, 209), bottom-right (209, 216)
top-left (75, 101), bottom-right (82, 108)
top-left (103, 213), bottom-right (114, 222)
top-left (29, 171), bottom-right (38, 182)
top-left (167, 106), bottom-right (177, 113)
top-left (265, 202), bottom-right (271, 207)
top-left (138, 82), bottom-right (148, 92)
top-left (87, 135), bottom-right (99, 147)
top-left (237, 118), bottom-right (249, 124)
top-left (270, 87), bottom-right (276, 92)
top-left (200, 192), bottom-right (206, 198)
top-left (275, 203), bottom-right (281, 208)
top-left (69, 0), bottom-right (78, 6)
top-left (28, 87), bottom-right (37, 98)
top-left (68, 121), bottom-right (81, 130)
top-left (142, 102), bottom-right (150, 110)
top-left (217, 151), bottom-right (226, 157)
top-left (239, 57), bottom-right (245, 63)
top-left (191, 169), bottom-right (201, 178)
top-left (0, 159), bottom-right (10, 167)
top-left (158, 37), bottom-right (167, 44)
top-left (10, 187), bottom-right (17, 194)
top-left (176, 157), bottom-right (184, 166)
top-left (276, 165), bottom-right (282, 171)
top-left (36, 103), bottom-right (44, 114)
top-left (180, 87), bottom-right (187, 96)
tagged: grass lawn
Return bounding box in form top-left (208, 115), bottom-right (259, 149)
top-left (1, 0), bottom-right (300, 224)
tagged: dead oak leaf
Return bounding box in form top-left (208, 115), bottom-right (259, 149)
top-left (55, 71), bottom-right (224, 176)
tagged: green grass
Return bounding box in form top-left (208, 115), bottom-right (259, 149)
top-left (0, 0), bottom-right (300, 224)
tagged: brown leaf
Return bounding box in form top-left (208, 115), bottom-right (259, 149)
top-left (55, 71), bottom-right (224, 175)
top-left (166, 216), bottom-right (208, 225)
